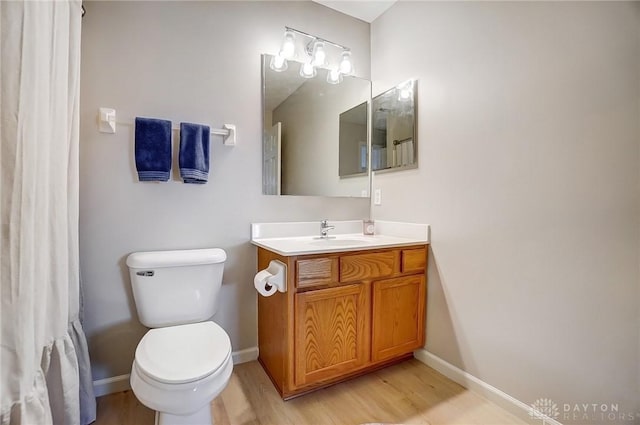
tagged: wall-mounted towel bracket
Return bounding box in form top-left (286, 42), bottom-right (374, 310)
top-left (98, 108), bottom-right (116, 133)
top-left (97, 107), bottom-right (237, 145)
top-left (218, 124), bottom-right (236, 146)
top-left (209, 124), bottom-right (236, 146)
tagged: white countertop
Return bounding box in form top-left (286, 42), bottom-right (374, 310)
top-left (250, 221), bottom-right (429, 256)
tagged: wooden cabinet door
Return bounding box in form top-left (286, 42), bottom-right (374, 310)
top-left (294, 284), bottom-right (369, 387)
top-left (372, 275), bottom-right (426, 362)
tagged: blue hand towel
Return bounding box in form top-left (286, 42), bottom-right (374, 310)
top-left (179, 122), bottom-right (210, 184)
top-left (135, 117), bottom-right (172, 182)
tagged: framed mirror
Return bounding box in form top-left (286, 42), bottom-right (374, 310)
top-left (371, 79), bottom-right (417, 172)
top-left (262, 54), bottom-right (371, 197)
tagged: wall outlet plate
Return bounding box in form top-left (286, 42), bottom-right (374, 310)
top-left (374, 189), bottom-right (382, 205)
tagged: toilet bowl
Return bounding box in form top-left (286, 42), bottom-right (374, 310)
top-left (130, 321), bottom-right (233, 425)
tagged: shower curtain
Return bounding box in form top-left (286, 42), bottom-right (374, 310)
top-left (1, 1), bottom-right (96, 424)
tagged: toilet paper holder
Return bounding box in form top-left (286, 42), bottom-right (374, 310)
top-left (263, 260), bottom-right (287, 293)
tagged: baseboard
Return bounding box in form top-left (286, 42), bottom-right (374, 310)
top-left (414, 349), bottom-right (563, 425)
top-left (232, 346), bottom-right (259, 364)
top-left (93, 374), bottom-right (131, 398)
top-left (93, 346), bottom-right (259, 397)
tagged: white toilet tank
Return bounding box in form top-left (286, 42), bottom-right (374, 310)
top-left (126, 248), bottom-right (226, 328)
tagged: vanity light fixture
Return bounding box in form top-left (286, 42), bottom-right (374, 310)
top-left (271, 26), bottom-right (355, 84)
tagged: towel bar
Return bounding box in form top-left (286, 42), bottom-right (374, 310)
top-left (97, 107), bottom-right (236, 146)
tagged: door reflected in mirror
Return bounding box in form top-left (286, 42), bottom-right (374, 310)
top-left (372, 79), bottom-right (417, 172)
top-left (262, 54), bottom-right (371, 197)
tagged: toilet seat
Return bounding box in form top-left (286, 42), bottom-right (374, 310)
top-left (135, 321), bottom-right (231, 384)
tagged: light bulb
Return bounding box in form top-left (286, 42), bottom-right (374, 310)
top-left (300, 61), bottom-right (316, 78)
top-left (269, 53), bottom-right (288, 72)
top-left (339, 50), bottom-right (353, 75)
top-left (311, 41), bottom-right (326, 67)
top-left (327, 68), bottom-right (343, 85)
top-left (281, 30), bottom-right (295, 59)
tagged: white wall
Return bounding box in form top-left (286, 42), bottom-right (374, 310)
top-left (79, 1), bottom-right (370, 382)
top-left (371, 1), bottom-right (640, 421)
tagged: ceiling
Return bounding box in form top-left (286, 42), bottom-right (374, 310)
top-left (312, 0), bottom-right (396, 23)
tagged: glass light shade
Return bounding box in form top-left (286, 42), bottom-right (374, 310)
top-left (339, 50), bottom-right (353, 75)
top-left (281, 30), bottom-right (296, 59)
top-left (311, 41), bottom-right (326, 67)
top-left (269, 53), bottom-right (288, 72)
top-left (327, 68), bottom-right (343, 85)
top-left (300, 61), bottom-right (317, 78)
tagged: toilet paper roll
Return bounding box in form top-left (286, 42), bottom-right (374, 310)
top-left (254, 270), bottom-right (277, 297)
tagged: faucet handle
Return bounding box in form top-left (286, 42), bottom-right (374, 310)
top-left (319, 219), bottom-right (334, 238)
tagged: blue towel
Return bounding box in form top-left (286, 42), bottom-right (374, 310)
top-left (134, 117), bottom-right (172, 182)
top-left (179, 122), bottom-right (210, 184)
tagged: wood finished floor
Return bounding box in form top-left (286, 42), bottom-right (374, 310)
top-left (95, 359), bottom-right (527, 425)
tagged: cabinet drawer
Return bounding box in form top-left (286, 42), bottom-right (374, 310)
top-left (340, 251), bottom-right (396, 282)
top-left (296, 257), bottom-right (338, 289)
top-left (402, 248), bottom-right (427, 273)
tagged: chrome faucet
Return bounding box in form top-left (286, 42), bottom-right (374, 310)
top-left (319, 220), bottom-right (335, 238)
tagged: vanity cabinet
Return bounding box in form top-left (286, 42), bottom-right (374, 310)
top-left (257, 244), bottom-right (427, 399)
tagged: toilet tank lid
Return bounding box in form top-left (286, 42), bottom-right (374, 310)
top-left (126, 248), bottom-right (226, 269)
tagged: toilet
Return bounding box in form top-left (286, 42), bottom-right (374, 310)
top-left (126, 248), bottom-right (232, 425)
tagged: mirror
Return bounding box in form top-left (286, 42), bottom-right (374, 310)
top-left (372, 79), bottom-right (417, 172)
top-left (262, 54), bottom-right (371, 197)
top-left (339, 101), bottom-right (368, 178)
